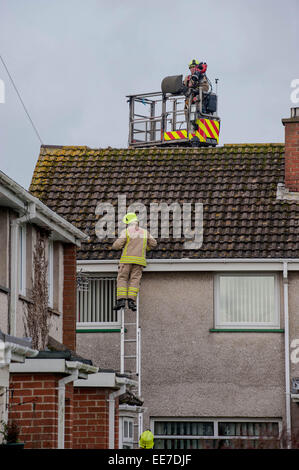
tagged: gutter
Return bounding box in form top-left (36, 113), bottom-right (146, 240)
top-left (0, 170), bottom-right (88, 245)
top-left (283, 261), bottom-right (292, 448)
top-left (108, 385), bottom-right (126, 449)
top-left (77, 258), bottom-right (299, 273)
top-left (0, 341), bottom-right (38, 366)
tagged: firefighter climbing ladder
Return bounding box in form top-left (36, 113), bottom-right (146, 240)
top-left (120, 295), bottom-right (143, 444)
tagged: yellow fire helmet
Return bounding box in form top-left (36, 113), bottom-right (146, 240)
top-left (189, 58), bottom-right (199, 68)
top-left (123, 212), bottom-right (138, 224)
top-left (139, 429), bottom-right (154, 449)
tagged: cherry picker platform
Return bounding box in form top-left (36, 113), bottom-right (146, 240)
top-left (127, 74), bottom-right (220, 148)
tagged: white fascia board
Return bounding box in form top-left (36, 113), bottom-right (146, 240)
top-left (9, 358), bottom-right (67, 374)
top-left (77, 259), bottom-right (299, 272)
top-left (0, 171), bottom-right (88, 244)
top-left (74, 371), bottom-right (116, 388)
top-left (77, 260), bottom-right (118, 273)
top-left (10, 358), bottom-right (98, 377)
top-left (33, 209), bottom-right (79, 246)
top-left (0, 184), bottom-right (27, 211)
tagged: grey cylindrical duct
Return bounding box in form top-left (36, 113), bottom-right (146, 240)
top-left (161, 75), bottom-right (183, 94)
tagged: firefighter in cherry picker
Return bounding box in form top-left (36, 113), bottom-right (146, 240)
top-left (112, 212), bottom-right (157, 312)
top-left (183, 58), bottom-right (210, 120)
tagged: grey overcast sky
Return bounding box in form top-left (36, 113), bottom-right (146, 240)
top-left (0, 0), bottom-right (298, 189)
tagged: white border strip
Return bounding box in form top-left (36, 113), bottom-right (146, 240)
top-left (77, 259), bottom-right (299, 273)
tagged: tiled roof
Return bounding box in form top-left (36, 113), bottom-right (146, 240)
top-left (29, 144), bottom-right (299, 259)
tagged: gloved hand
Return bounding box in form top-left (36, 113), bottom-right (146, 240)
top-left (180, 85), bottom-right (189, 95)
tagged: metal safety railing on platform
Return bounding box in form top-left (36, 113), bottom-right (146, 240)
top-left (127, 91), bottom-right (187, 147)
top-left (127, 88), bottom-right (220, 148)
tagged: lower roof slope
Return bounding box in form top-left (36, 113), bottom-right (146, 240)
top-left (29, 144), bottom-right (299, 260)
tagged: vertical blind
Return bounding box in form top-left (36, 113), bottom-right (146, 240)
top-left (154, 420), bottom-right (280, 449)
top-left (77, 277), bottom-right (117, 323)
top-left (218, 275), bottom-right (277, 325)
top-left (218, 421), bottom-right (279, 437)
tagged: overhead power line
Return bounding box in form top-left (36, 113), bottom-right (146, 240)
top-left (0, 53), bottom-right (44, 145)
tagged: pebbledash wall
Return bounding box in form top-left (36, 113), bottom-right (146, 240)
top-left (8, 373), bottom-right (119, 449)
top-left (77, 269), bottom-right (299, 434)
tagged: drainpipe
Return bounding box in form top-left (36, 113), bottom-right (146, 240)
top-left (108, 385), bottom-right (126, 449)
top-left (9, 203), bottom-right (36, 336)
top-left (58, 369), bottom-right (79, 449)
top-left (283, 261), bottom-right (292, 448)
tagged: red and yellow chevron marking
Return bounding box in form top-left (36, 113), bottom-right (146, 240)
top-left (164, 130), bottom-right (188, 141)
top-left (193, 118), bottom-right (220, 143)
top-left (164, 119), bottom-right (220, 143)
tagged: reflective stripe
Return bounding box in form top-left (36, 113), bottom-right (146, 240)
top-left (142, 232), bottom-right (147, 260)
top-left (120, 256), bottom-right (146, 266)
top-left (121, 229), bottom-right (130, 258)
top-left (120, 229), bottom-right (147, 266)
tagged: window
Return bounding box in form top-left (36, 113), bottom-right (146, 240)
top-left (152, 418), bottom-right (281, 449)
top-left (76, 276), bottom-right (118, 329)
top-left (121, 418), bottom-right (134, 449)
top-left (214, 273), bottom-right (280, 329)
top-left (48, 240), bottom-right (54, 308)
top-left (19, 225), bottom-right (26, 295)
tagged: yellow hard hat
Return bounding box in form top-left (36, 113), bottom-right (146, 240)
top-left (139, 430), bottom-right (154, 449)
top-left (123, 212), bottom-right (138, 224)
top-left (189, 58), bottom-right (199, 68)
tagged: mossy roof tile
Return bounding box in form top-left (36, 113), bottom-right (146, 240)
top-left (29, 143), bottom-right (299, 260)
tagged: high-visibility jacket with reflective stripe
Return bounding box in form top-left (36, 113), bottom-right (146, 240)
top-left (112, 226), bottom-right (157, 267)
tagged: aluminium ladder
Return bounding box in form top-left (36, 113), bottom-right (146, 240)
top-left (120, 295), bottom-right (143, 444)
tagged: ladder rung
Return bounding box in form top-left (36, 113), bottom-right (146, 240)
top-left (124, 339), bottom-right (136, 343)
top-left (124, 355), bottom-right (136, 359)
top-left (124, 322), bottom-right (137, 326)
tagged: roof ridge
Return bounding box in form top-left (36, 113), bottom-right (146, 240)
top-left (223, 143), bottom-right (284, 147)
top-left (39, 143), bottom-right (285, 153)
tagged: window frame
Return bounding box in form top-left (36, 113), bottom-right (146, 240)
top-left (151, 417), bottom-right (282, 449)
top-left (120, 417), bottom-right (134, 449)
top-left (214, 272), bottom-right (280, 330)
top-left (48, 239), bottom-right (54, 308)
top-left (18, 224), bottom-right (26, 296)
top-left (76, 274), bottom-right (120, 330)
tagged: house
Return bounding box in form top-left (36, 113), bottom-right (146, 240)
top-left (29, 109), bottom-right (299, 448)
top-left (0, 170), bottom-right (137, 448)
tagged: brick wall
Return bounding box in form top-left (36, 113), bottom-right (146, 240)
top-left (73, 387), bottom-right (119, 449)
top-left (282, 109), bottom-right (299, 192)
top-left (63, 244), bottom-right (77, 351)
top-left (9, 373), bottom-right (60, 448)
top-left (9, 373), bottom-right (119, 449)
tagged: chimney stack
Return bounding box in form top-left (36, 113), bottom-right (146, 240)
top-left (282, 107), bottom-right (299, 192)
